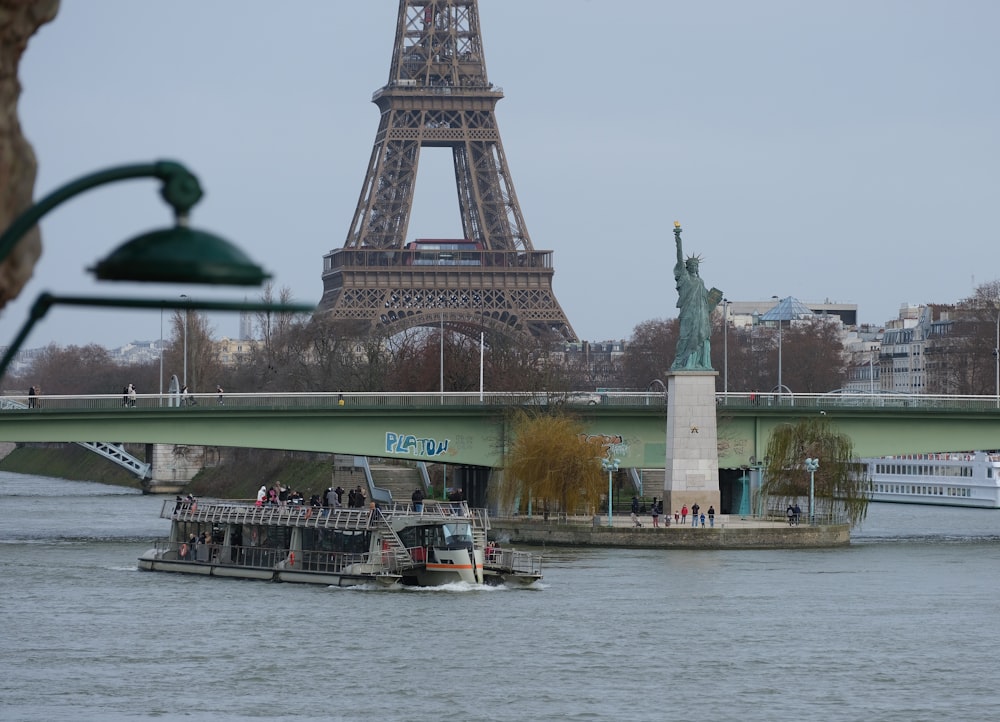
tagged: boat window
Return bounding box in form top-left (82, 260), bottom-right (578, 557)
top-left (442, 522), bottom-right (473, 545)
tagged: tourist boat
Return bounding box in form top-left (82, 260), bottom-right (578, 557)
top-left (138, 497), bottom-right (542, 587)
top-left (863, 451), bottom-right (1000, 508)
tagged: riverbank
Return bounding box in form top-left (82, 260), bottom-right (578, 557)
top-left (0, 443), bottom-right (334, 497)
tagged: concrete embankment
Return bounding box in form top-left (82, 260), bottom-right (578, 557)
top-left (491, 516), bottom-right (851, 549)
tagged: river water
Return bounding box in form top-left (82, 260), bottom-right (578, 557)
top-left (2, 471), bottom-right (999, 722)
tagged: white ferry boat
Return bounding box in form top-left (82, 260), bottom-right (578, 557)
top-left (138, 498), bottom-right (542, 587)
top-left (863, 451), bottom-right (1000, 509)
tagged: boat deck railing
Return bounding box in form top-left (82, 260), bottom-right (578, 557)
top-left (487, 547), bottom-right (542, 576)
top-left (153, 539), bottom-right (420, 574)
top-left (161, 499), bottom-right (488, 532)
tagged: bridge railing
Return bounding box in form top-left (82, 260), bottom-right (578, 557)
top-left (2, 390), bottom-right (999, 412)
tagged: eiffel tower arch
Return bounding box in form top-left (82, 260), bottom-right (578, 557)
top-left (318, 0), bottom-right (577, 343)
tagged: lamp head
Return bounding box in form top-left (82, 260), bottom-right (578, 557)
top-left (90, 225), bottom-right (270, 286)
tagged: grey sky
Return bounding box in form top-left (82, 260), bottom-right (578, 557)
top-left (3, 0), bottom-right (998, 351)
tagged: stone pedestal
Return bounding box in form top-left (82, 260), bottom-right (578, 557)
top-left (663, 371), bottom-right (721, 519)
top-left (142, 443), bottom-right (205, 494)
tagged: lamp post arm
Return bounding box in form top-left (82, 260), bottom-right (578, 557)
top-left (0, 161), bottom-right (203, 263)
top-left (0, 292), bottom-right (312, 381)
top-left (0, 292), bottom-right (56, 379)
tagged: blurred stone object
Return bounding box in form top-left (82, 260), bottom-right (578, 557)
top-left (0, 0), bottom-right (59, 308)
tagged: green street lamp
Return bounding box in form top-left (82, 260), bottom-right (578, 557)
top-left (601, 457), bottom-right (621, 527)
top-left (805, 457), bottom-right (820, 525)
top-left (0, 160), bottom-right (312, 380)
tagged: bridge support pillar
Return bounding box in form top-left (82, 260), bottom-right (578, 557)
top-left (663, 372), bottom-right (721, 520)
top-left (142, 443), bottom-right (206, 494)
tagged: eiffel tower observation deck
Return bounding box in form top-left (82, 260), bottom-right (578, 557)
top-left (318, 0), bottom-right (577, 343)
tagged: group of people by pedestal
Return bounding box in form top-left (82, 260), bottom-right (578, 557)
top-left (676, 503), bottom-right (716, 528)
top-left (625, 498), bottom-right (717, 528)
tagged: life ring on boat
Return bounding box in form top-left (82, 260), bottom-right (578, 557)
top-left (179, 543), bottom-right (188, 558)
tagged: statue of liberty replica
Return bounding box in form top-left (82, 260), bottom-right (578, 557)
top-left (664, 221), bottom-right (722, 518)
top-left (671, 221), bottom-right (723, 371)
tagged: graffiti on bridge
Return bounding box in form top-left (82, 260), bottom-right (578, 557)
top-left (385, 432), bottom-right (451, 457)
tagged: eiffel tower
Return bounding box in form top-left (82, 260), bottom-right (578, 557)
top-left (317, 0), bottom-right (577, 342)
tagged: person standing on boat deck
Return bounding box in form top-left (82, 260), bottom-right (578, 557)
top-left (334, 485), bottom-right (345, 506)
top-left (691, 502), bottom-right (700, 527)
top-left (216, 385), bottom-right (224, 405)
top-left (256, 485), bottom-right (267, 504)
top-left (127, 383), bottom-right (137, 407)
top-left (27, 385), bottom-right (36, 408)
top-left (347, 487), bottom-right (357, 508)
top-left (412, 487), bottom-right (425, 512)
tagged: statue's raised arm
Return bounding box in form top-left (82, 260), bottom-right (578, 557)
top-left (675, 225), bottom-right (686, 269)
top-left (670, 222), bottom-right (722, 372)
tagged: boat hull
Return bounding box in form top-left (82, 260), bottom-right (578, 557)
top-left (138, 552), bottom-right (401, 587)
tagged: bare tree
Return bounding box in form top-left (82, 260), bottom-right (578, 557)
top-left (620, 318), bottom-right (677, 389)
top-left (163, 309), bottom-right (219, 393)
top-left (780, 318), bottom-right (848, 393)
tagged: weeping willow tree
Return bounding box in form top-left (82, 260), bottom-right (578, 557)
top-left (496, 409), bottom-right (606, 516)
top-left (761, 416), bottom-right (871, 525)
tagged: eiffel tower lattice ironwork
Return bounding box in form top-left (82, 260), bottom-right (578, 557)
top-left (318, 0), bottom-right (577, 342)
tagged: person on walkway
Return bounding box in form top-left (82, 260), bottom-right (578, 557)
top-left (674, 509), bottom-right (680, 525)
top-left (411, 486), bottom-right (425, 512)
top-left (681, 505), bottom-right (688, 524)
top-left (631, 496), bottom-right (639, 516)
top-left (708, 505), bottom-right (716, 527)
top-left (28, 385), bottom-right (37, 408)
top-left (699, 512), bottom-right (706, 527)
top-left (691, 502), bottom-right (700, 527)
top-left (651, 497), bottom-right (660, 528)
top-left (216, 385), bottom-right (224, 405)
top-left (792, 503), bottom-right (802, 526)
top-left (787, 504), bottom-right (795, 526)
top-left (127, 383), bottom-right (137, 407)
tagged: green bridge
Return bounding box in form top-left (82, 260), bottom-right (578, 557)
top-left (3, 390), bottom-right (1000, 470)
